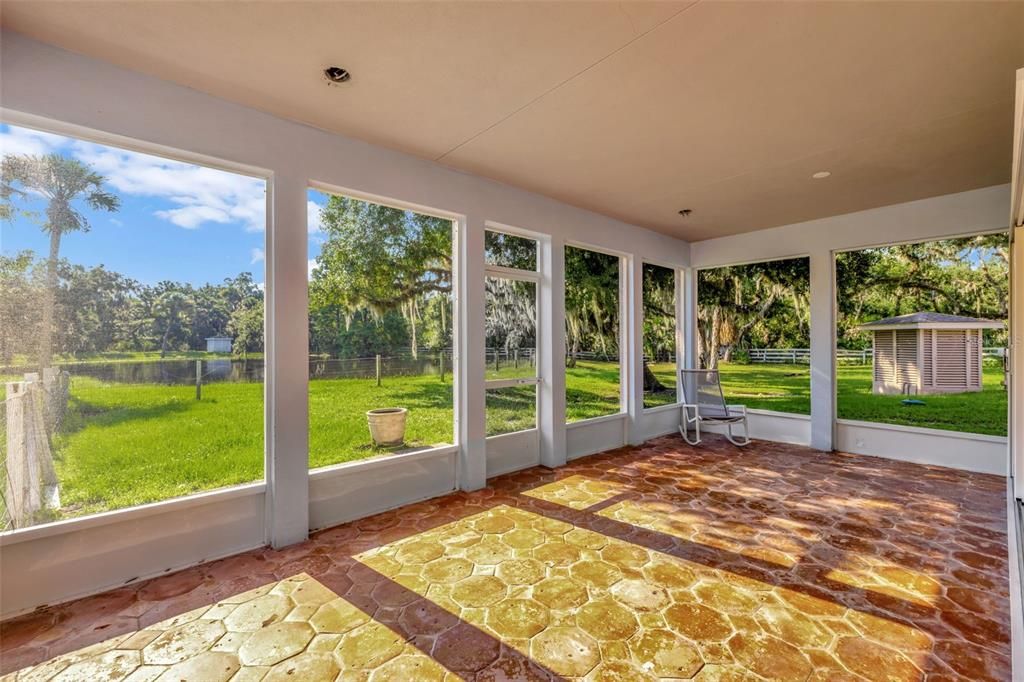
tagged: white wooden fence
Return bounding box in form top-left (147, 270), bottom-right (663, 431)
top-left (2, 369), bottom-right (68, 530)
top-left (747, 347), bottom-right (1005, 364)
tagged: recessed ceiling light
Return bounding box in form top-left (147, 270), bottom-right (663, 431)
top-left (323, 66), bottom-right (351, 84)
top-left (811, 171), bottom-right (832, 179)
top-left (678, 209), bottom-right (693, 217)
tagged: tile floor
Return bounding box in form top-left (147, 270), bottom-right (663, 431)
top-left (0, 435), bottom-right (1012, 681)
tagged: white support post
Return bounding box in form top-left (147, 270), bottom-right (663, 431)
top-left (809, 250), bottom-right (836, 452)
top-left (682, 268), bottom-right (698, 372)
top-left (265, 172), bottom-right (309, 548)
top-left (626, 257), bottom-right (645, 445)
top-left (457, 216), bottom-right (487, 490)
top-left (539, 235), bottom-right (566, 468)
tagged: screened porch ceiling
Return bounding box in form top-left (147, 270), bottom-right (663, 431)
top-left (1, 1), bottom-right (1022, 241)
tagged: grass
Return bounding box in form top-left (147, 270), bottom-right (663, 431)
top-left (714, 362), bottom-right (1006, 437)
top-left (25, 358), bottom-right (1007, 522)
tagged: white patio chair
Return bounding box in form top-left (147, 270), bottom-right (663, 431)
top-left (678, 369), bottom-right (750, 447)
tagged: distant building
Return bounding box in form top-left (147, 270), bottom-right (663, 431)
top-left (205, 337), bottom-right (232, 354)
top-left (858, 313), bottom-right (1002, 395)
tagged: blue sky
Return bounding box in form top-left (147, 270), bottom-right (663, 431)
top-left (1, 123), bottom-right (329, 287)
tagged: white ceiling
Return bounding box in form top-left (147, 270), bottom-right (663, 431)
top-left (2, 1), bottom-right (1022, 241)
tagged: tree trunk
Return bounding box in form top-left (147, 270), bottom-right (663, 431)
top-left (39, 228), bottom-right (62, 371)
top-left (643, 361), bottom-right (665, 392)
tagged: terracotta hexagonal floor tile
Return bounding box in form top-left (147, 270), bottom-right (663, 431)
top-left (49, 650), bottom-right (141, 682)
top-left (334, 622), bottom-right (405, 670)
top-left (477, 654), bottom-right (552, 682)
top-left (576, 599), bottom-right (638, 641)
top-left (368, 653), bottom-right (447, 682)
top-left (473, 513), bottom-right (517, 535)
top-left (422, 557), bottom-right (474, 584)
top-left (308, 598), bottom-right (370, 634)
top-left (142, 619), bottom-right (226, 665)
top-left (628, 628), bottom-right (703, 679)
top-left (610, 579), bottom-right (670, 612)
top-left (600, 543), bottom-right (651, 571)
top-left (834, 636), bottom-right (922, 682)
top-left (531, 627), bottom-right (600, 677)
top-left (532, 577), bottom-right (589, 611)
top-left (395, 539), bottom-right (445, 564)
top-left (664, 602), bottom-right (733, 642)
top-left (155, 651), bottom-right (239, 682)
top-left (371, 575), bottom-right (428, 608)
top-left (845, 611), bottom-right (932, 651)
top-left (533, 541), bottom-right (582, 567)
top-left (465, 538), bottom-right (515, 565)
top-left (222, 594), bottom-right (293, 632)
top-left (694, 582), bottom-right (761, 615)
top-left (643, 560), bottom-right (698, 590)
top-left (262, 652), bottom-right (338, 682)
top-left (727, 631), bottom-right (812, 681)
top-left (754, 605), bottom-right (832, 649)
top-left (501, 528), bottom-right (547, 550)
top-left (932, 638), bottom-right (1012, 680)
top-left (397, 602), bottom-right (460, 637)
top-left (432, 623), bottom-right (500, 673)
top-left (496, 559), bottom-right (546, 585)
top-left (564, 529), bottom-right (608, 550)
top-left (451, 576), bottom-right (507, 608)
top-left (571, 560), bottom-right (623, 589)
top-left (487, 599), bottom-right (550, 639)
top-left (237, 622), bottom-right (314, 667)
top-left (586, 659), bottom-right (658, 682)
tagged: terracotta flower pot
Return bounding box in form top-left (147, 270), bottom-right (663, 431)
top-left (366, 407), bottom-right (407, 447)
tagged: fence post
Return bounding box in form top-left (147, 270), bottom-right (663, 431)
top-left (5, 382), bottom-right (28, 527)
top-left (514, 349), bottom-right (519, 369)
top-left (376, 354), bottom-right (382, 386)
top-left (195, 360), bottom-right (202, 400)
top-left (495, 350), bottom-right (500, 373)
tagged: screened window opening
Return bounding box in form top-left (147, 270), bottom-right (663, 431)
top-left (835, 235), bottom-right (1008, 435)
top-left (0, 123), bottom-right (266, 530)
top-left (642, 263), bottom-right (678, 409)
top-left (696, 257), bottom-right (810, 415)
top-left (306, 189), bottom-right (454, 467)
top-left (564, 245), bottom-right (622, 422)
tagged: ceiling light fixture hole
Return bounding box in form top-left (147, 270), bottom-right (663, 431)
top-left (324, 66), bottom-right (351, 84)
top-left (678, 209), bottom-right (693, 217)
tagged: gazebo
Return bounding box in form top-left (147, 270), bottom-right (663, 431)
top-left (859, 313), bottom-right (1003, 395)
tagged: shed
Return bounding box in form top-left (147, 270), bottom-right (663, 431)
top-left (858, 313), bottom-right (1002, 395)
top-left (205, 337), bottom-right (232, 354)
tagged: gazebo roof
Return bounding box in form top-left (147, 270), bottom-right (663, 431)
top-left (858, 312), bottom-right (1003, 331)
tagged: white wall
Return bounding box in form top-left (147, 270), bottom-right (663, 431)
top-left (0, 31), bottom-right (690, 617)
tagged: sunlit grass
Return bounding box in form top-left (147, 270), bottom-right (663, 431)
top-left (42, 358), bottom-right (1006, 520)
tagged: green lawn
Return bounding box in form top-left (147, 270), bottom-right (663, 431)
top-left (714, 362), bottom-right (1006, 437)
top-left (26, 358), bottom-right (1007, 522)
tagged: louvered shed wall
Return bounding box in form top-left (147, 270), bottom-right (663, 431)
top-left (873, 328), bottom-right (984, 395)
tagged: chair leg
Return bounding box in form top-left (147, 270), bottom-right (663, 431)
top-left (724, 418), bottom-right (751, 447)
top-left (679, 416), bottom-right (701, 446)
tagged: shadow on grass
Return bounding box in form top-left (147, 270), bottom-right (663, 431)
top-left (58, 394), bottom-right (193, 438)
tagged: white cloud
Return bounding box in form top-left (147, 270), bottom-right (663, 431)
top-left (307, 200), bottom-right (323, 233)
top-left (1, 124), bottom-right (267, 232)
top-left (0, 126), bottom-right (66, 157)
top-left (71, 138), bottom-right (267, 232)
top-left (250, 247), bottom-right (265, 264)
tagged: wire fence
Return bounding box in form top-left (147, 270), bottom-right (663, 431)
top-left (747, 347), bottom-right (1006, 365)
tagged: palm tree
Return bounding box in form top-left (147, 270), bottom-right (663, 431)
top-left (1, 153), bottom-right (120, 369)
